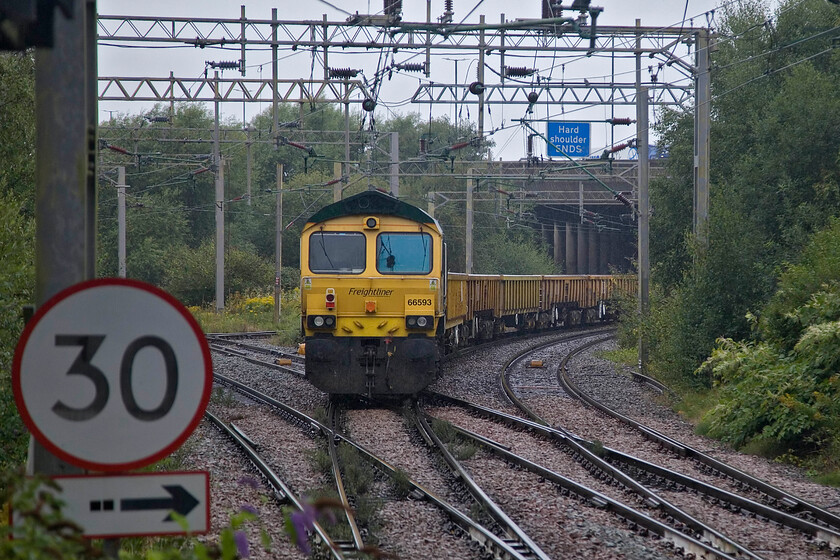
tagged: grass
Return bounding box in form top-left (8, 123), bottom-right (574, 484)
top-left (188, 291), bottom-right (302, 345)
top-left (305, 442), bottom-right (383, 547)
top-left (595, 347), bottom-right (638, 369)
top-left (431, 418), bottom-right (478, 461)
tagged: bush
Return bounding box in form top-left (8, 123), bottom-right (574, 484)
top-left (162, 242), bottom-right (273, 307)
top-left (697, 221), bottom-right (840, 462)
top-left (762, 218), bottom-right (840, 349)
top-left (0, 193), bottom-right (33, 474)
top-left (472, 229), bottom-right (558, 274)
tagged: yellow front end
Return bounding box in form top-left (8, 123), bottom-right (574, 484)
top-left (302, 276), bottom-right (441, 337)
top-left (300, 213), bottom-right (444, 395)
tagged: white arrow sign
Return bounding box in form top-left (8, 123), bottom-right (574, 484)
top-left (13, 279), bottom-right (213, 471)
top-left (15, 472), bottom-right (210, 538)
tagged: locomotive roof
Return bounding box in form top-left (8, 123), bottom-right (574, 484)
top-left (306, 189), bottom-right (441, 230)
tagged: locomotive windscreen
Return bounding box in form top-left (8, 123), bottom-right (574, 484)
top-left (376, 232), bottom-right (432, 274)
top-left (309, 231), bottom-right (366, 273)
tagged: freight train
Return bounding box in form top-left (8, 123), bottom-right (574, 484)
top-left (300, 189), bottom-right (635, 397)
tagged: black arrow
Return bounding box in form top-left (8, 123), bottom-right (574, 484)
top-left (120, 485), bottom-right (199, 521)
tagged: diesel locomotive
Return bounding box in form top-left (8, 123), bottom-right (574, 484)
top-left (300, 189), bottom-right (635, 397)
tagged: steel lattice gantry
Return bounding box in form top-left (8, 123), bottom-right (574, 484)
top-left (96, 9), bottom-right (710, 277)
top-left (98, 75), bottom-right (371, 104)
top-left (97, 11), bottom-right (699, 107)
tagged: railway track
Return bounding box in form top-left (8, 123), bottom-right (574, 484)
top-left (187, 329), bottom-right (840, 558)
top-left (210, 368), bottom-right (563, 558)
top-left (425, 333), bottom-right (840, 559)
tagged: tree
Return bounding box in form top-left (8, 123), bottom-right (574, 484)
top-left (644, 0), bottom-right (840, 381)
top-left (0, 51), bottom-right (35, 214)
top-left (0, 51), bottom-right (35, 472)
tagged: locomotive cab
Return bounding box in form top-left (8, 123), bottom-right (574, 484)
top-left (300, 190), bottom-right (445, 397)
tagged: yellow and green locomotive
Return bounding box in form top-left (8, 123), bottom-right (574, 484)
top-left (300, 189), bottom-right (636, 397)
top-left (300, 190), bottom-right (445, 396)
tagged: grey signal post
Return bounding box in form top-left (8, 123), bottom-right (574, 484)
top-left (275, 164), bottom-right (283, 324)
top-left (694, 28), bottom-right (712, 247)
top-left (213, 70), bottom-right (225, 311)
top-left (637, 88), bottom-right (650, 375)
top-left (31, 0), bottom-right (96, 479)
top-left (118, 166), bottom-right (126, 278)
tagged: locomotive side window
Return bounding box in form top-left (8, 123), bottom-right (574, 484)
top-left (309, 231), bottom-right (366, 273)
top-left (376, 232), bottom-right (432, 274)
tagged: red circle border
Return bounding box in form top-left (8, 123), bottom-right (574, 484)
top-left (12, 278), bottom-right (213, 472)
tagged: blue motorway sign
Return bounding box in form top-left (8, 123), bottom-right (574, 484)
top-left (546, 121), bottom-right (590, 158)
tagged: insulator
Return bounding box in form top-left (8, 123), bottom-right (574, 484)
top-left (329, 67), bottom-right (359, 79)
top-left (608, 118), bottom-right (633, 125)
top-left (419, 138), bottom-right (427, 154)
top-left (444, 0), bottom-right (454, 15)
top-left (504, 66), bottom-right (535, 78)
top-left (107, 144), bottom-right (130, 155)
top-left (614, 192), bottom-right (633, 207)
top-left (384, 0), bottom-right (402, 17)
top-left (395, 62), bottom-right (425, 73)
top-left (208, 60), bottom-right (240, 70)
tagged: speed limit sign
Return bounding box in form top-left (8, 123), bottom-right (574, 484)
top-left (12, 279), bottom-right (212, 472)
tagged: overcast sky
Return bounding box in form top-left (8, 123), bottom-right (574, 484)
top-left (96, 1), bottom-right (777, 160)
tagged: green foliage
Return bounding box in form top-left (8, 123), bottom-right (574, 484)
top-left (1, 473), bottom-right (99, 559)
top-left (430, 418), bottom-right (478, 460)
top-left (642, 0), bottom-right (840, 387)
top-left (696, 223), bottom-right (840, 463)
top-left (0, 193), bottom-right (34, 473)
top-left (0, 52), bottom-right (35, 213)
top-left (160, 241), bottom-right (272, 306)
top-left (472, 229), bottom-right (559, 274)
top-left (1, 469), bottom-right (346, 558)
top-left (762, 219), bottom-right (840, 348)
top-left (188, 288), bottom-right (301, 344)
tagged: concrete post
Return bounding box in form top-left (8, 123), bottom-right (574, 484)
top-left (577, 225), bottom-right (588, 273)
top-left (694, 28), bottom-right (711, 247)
top-left (565, 222), bottom-right (576, 274)
top-left (31, 0), bottom-right (95, 478)
top-left (390, 131), bottom-right (399, 196)
top-left (638, 87), bottom-right (651, 373)
top-left (214, 70), bottom-right (225, 311)
top-left (274, 164), bottom-right (283, 324)
top-left (118, 166), bottom-right (126, 277)
top-left (466, 169), bottom-right (474, 273)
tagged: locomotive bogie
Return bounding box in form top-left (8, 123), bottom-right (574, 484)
top-left (305, 335), bottom-right (437, 396)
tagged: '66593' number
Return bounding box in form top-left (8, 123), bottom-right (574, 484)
top-left (407, 298), bottom-right (432, 306)
top-left (52, 334), bottom-right (178, 422)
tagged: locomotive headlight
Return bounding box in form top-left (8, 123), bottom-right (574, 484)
top-left (308, 314), bottom-right (336, 329)
top-left (406, 315), bottom-right (433, 330)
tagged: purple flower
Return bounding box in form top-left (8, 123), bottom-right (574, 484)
top-left (240, 503), bottom-right (259, 516)
top-left (234, 530), bottom-right (250, 558)
top-left (237, 476), bottom-right (260, 490)
top-left (289, 504), bottom-right (316, 555)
